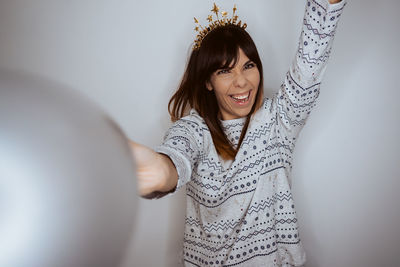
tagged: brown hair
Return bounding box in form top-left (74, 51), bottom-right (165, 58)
top-left (168, 24), bottom-right (264, 160)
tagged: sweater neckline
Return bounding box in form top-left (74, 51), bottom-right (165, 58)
top-left (189, 108), bottom-right (247, 128)
top-left (220, 116), bottom-right (246, 127)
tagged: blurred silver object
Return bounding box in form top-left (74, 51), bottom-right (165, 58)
top-left (0, 70), bottom-right (137, 267)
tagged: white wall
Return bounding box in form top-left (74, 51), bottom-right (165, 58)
top-left (0, 0), bottom-right (399, 266)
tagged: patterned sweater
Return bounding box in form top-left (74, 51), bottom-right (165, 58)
top-left (156, 0), bottom-right (346, 266)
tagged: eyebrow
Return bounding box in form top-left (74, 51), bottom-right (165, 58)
top-left (215, 59), bottom-right (254, 73)
top-left (221, 60), bottom-right (254, 69)
top-left (243, 60), bottom-right (254, 66)
top-left (237, 60), bottom-right (254, 68)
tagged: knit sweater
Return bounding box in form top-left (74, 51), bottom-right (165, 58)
top-left (156, 0), bottom-right (346, 266)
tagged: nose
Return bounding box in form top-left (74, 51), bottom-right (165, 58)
top-left (233, 71), bottom-right (247, 88)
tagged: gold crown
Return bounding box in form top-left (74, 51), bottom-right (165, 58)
top-left (193, 3), bottom-right (247, 50)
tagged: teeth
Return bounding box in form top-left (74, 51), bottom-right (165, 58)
top-left (231, 92), bottom-right (249, 100)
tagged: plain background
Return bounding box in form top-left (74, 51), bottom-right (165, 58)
top-left (0, 0), bottom-right (399, 266)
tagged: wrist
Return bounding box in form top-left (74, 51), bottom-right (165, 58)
top-left (157, 153), bottom-right (178, 192)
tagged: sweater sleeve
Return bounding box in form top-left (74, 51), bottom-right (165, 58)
top-left (155, 118), bottom-right (202, 192)
top-left (273, 0), bottom-right (347, 139)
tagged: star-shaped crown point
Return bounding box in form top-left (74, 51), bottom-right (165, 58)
top-left (211, 3), bottom-right (219, 15)
top-left (193, 3), bottom-right (247, 51)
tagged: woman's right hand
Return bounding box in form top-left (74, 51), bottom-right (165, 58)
top-left (128, 141), bottom-right (178, 198)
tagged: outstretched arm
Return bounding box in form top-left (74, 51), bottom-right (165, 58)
top-left (129, 118), bottom-right (202, 198)
top-left (129, 141), bottom-right (178, 198)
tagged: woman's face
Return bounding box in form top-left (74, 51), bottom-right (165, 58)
top-left (207, 48), bottom-right (260, 121)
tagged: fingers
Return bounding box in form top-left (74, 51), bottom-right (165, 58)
top-left (137, 174), bottom-right (161, 196)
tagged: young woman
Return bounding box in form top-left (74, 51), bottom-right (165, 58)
top-left (130, 0), bottom-right (346, 266)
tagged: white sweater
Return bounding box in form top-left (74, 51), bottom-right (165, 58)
top-left (156, 0), bottom-right (347, 266)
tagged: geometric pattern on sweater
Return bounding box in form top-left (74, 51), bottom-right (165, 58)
top-left (156, 1), bottom-right (346, 266)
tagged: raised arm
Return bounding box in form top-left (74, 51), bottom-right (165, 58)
top-left (274, 0), bottom-right (347, 139)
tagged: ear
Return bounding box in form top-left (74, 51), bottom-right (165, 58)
top-left (206, 81), bottom-right (213, 91)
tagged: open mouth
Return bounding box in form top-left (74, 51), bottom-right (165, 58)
top-left (230, 91), bottom-right (251, 104)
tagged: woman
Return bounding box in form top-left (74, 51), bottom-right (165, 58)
top-left (130, 0), bottom-right (346, 266)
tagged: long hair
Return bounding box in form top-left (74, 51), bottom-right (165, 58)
top-left (168, 24), bottom-right (264, 160)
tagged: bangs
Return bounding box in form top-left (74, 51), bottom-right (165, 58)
top-left (208, 41), bottom-right (240, 71)
top-left (199, 25), bottom-right (261, 79)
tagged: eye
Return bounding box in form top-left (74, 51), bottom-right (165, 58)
top-left (244, 62), bottom-right (256, 70)
top-left (216, 69), bottom-right (230, 75)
